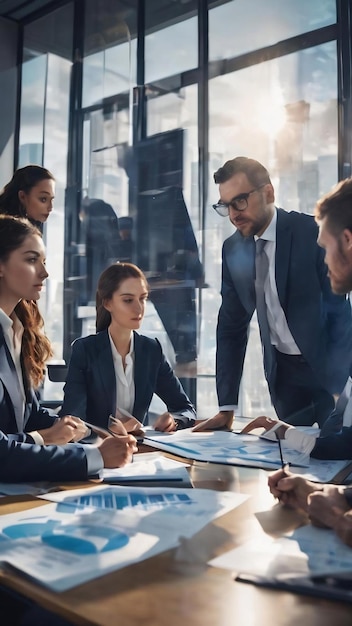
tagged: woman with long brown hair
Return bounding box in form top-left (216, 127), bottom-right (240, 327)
top-left (61, 262), bottom-right (196, 432)
top-left (0, 215), bottom-right (136, 482)
top-left (0, 214), bottom-right (88, 444)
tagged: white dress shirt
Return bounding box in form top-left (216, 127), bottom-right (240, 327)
top-left (219, 209), bottom-right (300, 412)
top-left (0, 308), bottom-right (25, 430)
top-left (0, 308), bottom-right (45, 444)
top-left (255, 209), bottom-right (300, 355)
top-left (108, 331), bottom-right (135, 416)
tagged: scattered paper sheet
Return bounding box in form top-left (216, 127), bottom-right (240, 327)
top-left (0, 486), bottom-right (248, 590)
top-left (102, 451), bottom-right (190, 484)
top-left (143, 429), bottom-right (349, 481)
top-left (208, 524), bottom-right (352, 577)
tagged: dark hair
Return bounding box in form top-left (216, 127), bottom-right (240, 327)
top-left (0, 215), bottom-right (52, 387)
top-left (96, 262), bottom-right (148, 332)
top-left (315, 178), bottom-right (352, 235)
top-left (0, 165), bottom-right (55, 219)
top-left (214, 157), bottom-right (272, 187)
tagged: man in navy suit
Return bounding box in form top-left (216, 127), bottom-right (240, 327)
top-left (242, 177), bottom-right (352, 460)
top-left (195, 157), bottom-right (352, 431)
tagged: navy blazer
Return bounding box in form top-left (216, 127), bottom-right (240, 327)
top-left (312, 428), bottom-right (352, 460)
top-left (0, 431), bottom-right (88, 482)
top-left (217, 208), bottom-right (352, 406)
top-left (0, 326), bottom-right (88, 482)
top-left (60, 330), bottom-right (196, 428)
top-left (0, 325), bottom-right (56, 441)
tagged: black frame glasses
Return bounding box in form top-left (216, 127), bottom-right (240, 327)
top-left (212, 186), bottom-right (264, 216)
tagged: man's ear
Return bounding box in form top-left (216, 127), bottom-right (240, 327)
top-left (342, 229), bottom-right (352, 250)
top-left (263, 183), bottom-right (275, 204)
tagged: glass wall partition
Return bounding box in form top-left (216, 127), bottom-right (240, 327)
top-left (142, 2), bottom-right (200, 406)
top-left (206, 0), bottom-right (338, 417)
top-left (19, 3), bottom-right (73, 368)
top-left (65, 0), bottom-right (138, 346)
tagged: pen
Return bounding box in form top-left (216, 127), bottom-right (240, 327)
top-left (85, 420), bottom-right (136, 464)
top-left (106, 478), bottom-right (185, 484)
top-left (275, 432), bottom-right (289, 471)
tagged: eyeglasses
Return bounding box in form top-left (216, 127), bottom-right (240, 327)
top-left (212, 186), bottom-right (264, 217)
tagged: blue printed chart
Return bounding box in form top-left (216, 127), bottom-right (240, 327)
top-left (0, 487), bottom-right (247, 591)
top-left (144, 430), bottom-right (350, 482)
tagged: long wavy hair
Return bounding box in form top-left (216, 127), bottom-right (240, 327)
top-left (96, 262), bottom-right (148, 332)
top-left (0, 215), bottom-right (53, 388)
top-left (0, 165), bottom-right (55, 219)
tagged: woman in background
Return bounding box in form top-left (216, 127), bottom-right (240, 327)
top-left (61, 262), bottom-right (196, 432)
top-left (0, 165), bottom-right (55, 225)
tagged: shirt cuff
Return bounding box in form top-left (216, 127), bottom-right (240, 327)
top-left (218, 405), bottom-right (238, 412)
top-left (83, 445), bottom-right (104, 476)
top-left (173, 410), bottom-right (196, 424)
top-left (28, 430), bottom-right (45, 445)
top-left (285, 427), bottom-right (317, 456)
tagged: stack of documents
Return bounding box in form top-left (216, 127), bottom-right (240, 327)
top-left (102, 452), bottom-right (192, 486)
top-left (0, 485), bottom-right (248, 591)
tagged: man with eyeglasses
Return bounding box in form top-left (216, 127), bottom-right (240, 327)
top-left (194, 156), bottom-right (352, 432)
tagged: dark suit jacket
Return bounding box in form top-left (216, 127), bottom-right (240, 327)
top-left (312, 428), bottom-right (352, 460)
top-left (0, 326), bottom-right (56, 441)
top-left (0, 326), bottom-right (88, 482)
top-left (60, 330), bottom-right (196, 428)
top-left (0, 431), bottom-right (88, 482)
top-left (217, 208), bottom-right (352, 406)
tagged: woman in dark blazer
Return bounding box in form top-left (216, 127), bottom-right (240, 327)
top-left (0, 215), bottom-right (135, 482)
top-left (0, 214), bottom-right (88, 445)
top-left (61, 262), bottom-right (196, 432)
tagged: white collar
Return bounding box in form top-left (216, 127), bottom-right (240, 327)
top-left (108, 330), bottom-right (134, 360)
top-left (254, 207), bottom-right (277, 243)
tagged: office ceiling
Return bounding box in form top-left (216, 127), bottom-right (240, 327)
top-left (0, 0), bottom-right (207, 23)
top-left (0, 0), bottom-right (60, 21)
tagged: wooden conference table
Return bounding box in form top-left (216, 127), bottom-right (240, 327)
top-left (1, 451), bottom-right (352, 626)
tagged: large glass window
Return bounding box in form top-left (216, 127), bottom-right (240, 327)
top-left (209, 0), bottom-right (336, 61)
top-left (67, 0), bottom-right (138, 346)
top-left (143, 6), bottom-right (200, 407)
top-left (207, 41), bottom-right (338, 417)
top-left (15, 0), bottom-right (341, 417)
top-left (19, 4), bottom-right (73, 361)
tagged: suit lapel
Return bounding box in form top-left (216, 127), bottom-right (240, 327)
top-left (133, 332), bottom-right (147, 417)
top-left (275, 209), bottom-right (292, 311)
top-left (96, 331), bottom-right (117, 415)
top-left (0, 332), bottom-right (24, 430)
top-left (224, 233), bottom-right (256, 315)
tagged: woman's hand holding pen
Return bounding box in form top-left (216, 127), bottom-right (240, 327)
top-left (154, 412), bottom-right (178, 432)
top-left (108, 415), bottom-right (144, 437)
top-left (111, 411), bottom-right (144, 437)
top-left (39, 415), bottom-right (88, 445)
